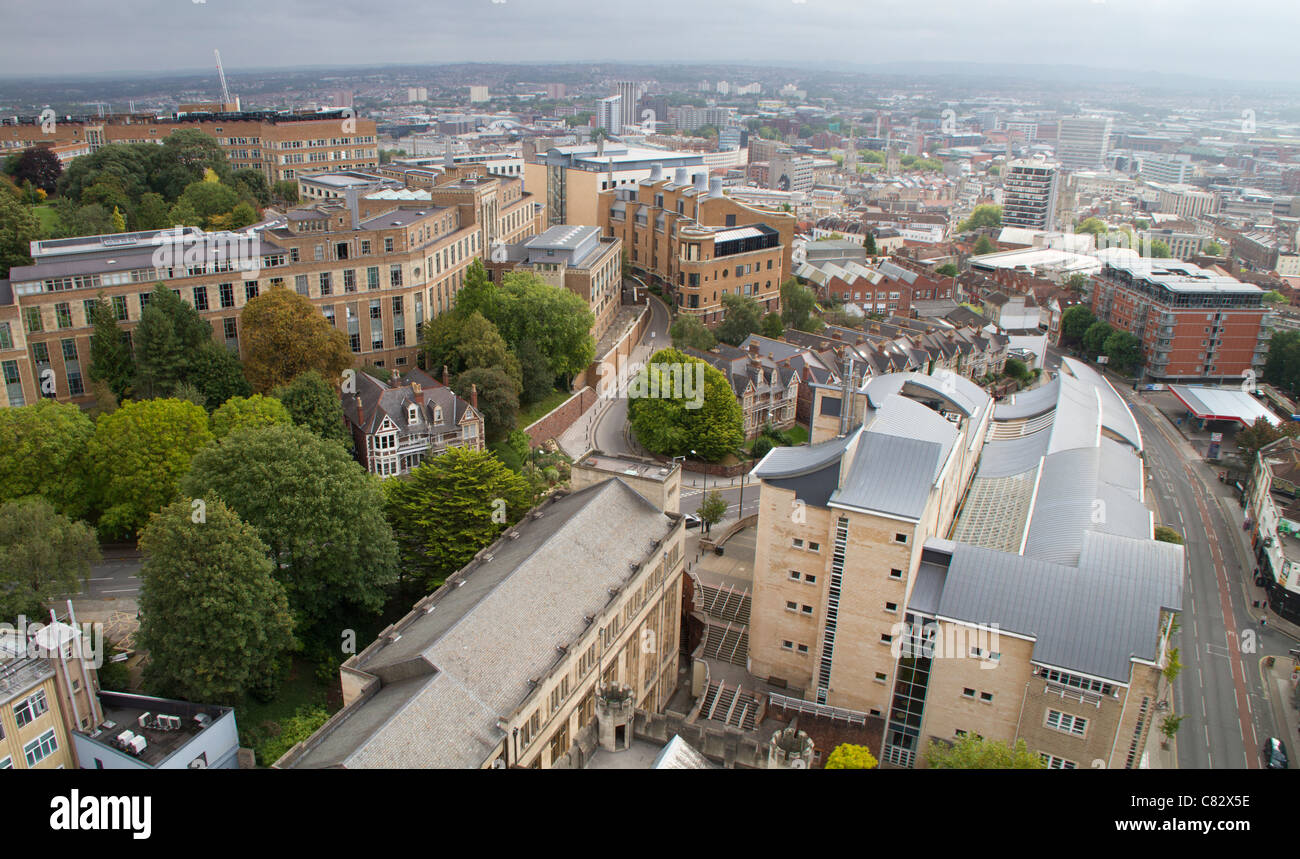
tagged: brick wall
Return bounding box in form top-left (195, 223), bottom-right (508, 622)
top-left (523, 386), bottom-right (597, 447)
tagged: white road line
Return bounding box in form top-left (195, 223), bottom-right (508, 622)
top-left (101, 588), bottom-right (139, 594)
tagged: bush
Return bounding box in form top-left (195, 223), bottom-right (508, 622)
top-left (255, 706), bottom-right (331, 767)
top-left (752, 437), bottom-right (774, 461)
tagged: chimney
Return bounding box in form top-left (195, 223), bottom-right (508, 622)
top-left (442, 365), bottom-right (450, 386)
top-left (344, 186), bottom-right (360, 230)
top-left (470, 383), bottom-right (478, 409)
top-left (673, 167), bottom-right (688, 185)
top-left (411, 381), bottom-right (422, 397)
top-left (356, 397), bottom-right (364, 427)
top-left (749, 342), bottom-right (759, 355)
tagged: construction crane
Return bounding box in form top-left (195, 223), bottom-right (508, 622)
top-left (214, 49), bottom-right (232, 106)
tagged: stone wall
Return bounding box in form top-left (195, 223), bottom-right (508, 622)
top-left (522, 386), bottom-right (597, 447)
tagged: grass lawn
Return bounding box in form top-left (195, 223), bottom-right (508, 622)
top-left (743, 424), bottom-right (809, 456)
top-left (518, 388), bottom-right (573, 429)
top-left (236, 656), bottom-right (341, 766)
top-left (33, 205), bottom-right (59, 235)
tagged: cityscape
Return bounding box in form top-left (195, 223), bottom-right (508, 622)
top-left (1, 0), bottom-right (1297, 832)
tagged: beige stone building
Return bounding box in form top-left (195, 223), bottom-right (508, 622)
top-left (1, 168), bottom-right (541, 408)
top-left (746, 357), bottom-right (1183, 767)
top-left (276, 473), bottom-right (687, 769)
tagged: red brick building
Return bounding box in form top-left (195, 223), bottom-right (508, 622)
top-left (1089, 259), bottom-right (1268, 383)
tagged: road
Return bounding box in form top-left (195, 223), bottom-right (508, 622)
top-left (681, 476), bottom-right (762, 527)
top-left (592, 283), bottom-right (670, 456)
top-left (1115, 381), bottom-right (1279, 768)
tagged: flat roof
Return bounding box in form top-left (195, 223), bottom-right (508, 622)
top-left (1169, 385), bottom-right (1282, 427)
top-left (575, 453), bottom-right (678, 483)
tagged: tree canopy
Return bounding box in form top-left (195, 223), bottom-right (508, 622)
top-left (272, 370), bottom-right (351, 449)
top-left (239, 286), bottom-right (353, 393)
top-left (1059, 305), bottom-right (1097, 346)
top-left (780, 278), bottom-right (821, 333)
top-left (0, 497), bottom-right (100, 624)
top-left (1102, 330), bottom-right (1143, 374)
top-left (670, 315), bottom-right (717, 352)
top-left (715, 293), bottom-right (765, 346)
top-left (0, 399), bottom-right (95, 520)
top-left (627, 348), bottom-right (744, 461)
top-left (210, 393), bottom-right (293, 439)
top-left (924, 735), bottom-right (1045, 769)
top-left (958, 205), bottom-right (1002, 233)
top-left (824, 743), bottom-right (879, 769)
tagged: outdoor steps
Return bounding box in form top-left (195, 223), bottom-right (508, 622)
top-left (698, 585), bottom-right (751, 625)
top-left (699, 681), bottom-right (760, 731)
top-left (702, 622), bottom-right (749, 666)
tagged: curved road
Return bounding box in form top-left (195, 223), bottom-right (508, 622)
top-left (592, 283), bottom-right (670, 456)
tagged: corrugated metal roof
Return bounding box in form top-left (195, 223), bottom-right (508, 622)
top-left (1061, 358), bottom-right (1142, 450)
top-left (993, 378), bottom-right (1060, 420)
top-left (832, 433), bottom-right (940, 520)
top-left (753, 426), bottom-right (859, 480)
top-left (1022, 446), bottom-right (1151, 565)
top-left (976, 430), bottom-right (1051, 479)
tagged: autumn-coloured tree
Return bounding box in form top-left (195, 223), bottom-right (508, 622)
top-left (240, 287), bottom-right (353, 392)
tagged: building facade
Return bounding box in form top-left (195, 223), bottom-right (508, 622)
top-left (1002, 160), bottom-right (1060, 230)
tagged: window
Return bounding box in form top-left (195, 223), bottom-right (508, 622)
top-left (884, 601), bottom-right (898, 613)
top-left (785, 601), bottom-right (798, 612)
top-left (219, 283), bottom-right (235, 308)
top-left (24, 729), bottom-right (58, 767)
top-left (0, 756), bottom-right (11, 769)
top-left (792, 538), bottom-right (804, 548)
top-left (390, 264), bottom-right (403, 287)
top-left (962, 688), bottom-right (976, 699)
top-left (800, 604), bottom-right (813, 615)
top-left (894, 533), bottom-right (908, 544)
top-left (889, 568), bottom-right (903, 580)
top-left (367, 266), bottom-right (380, 290)
top-left (808, 542), bottom-right (820, 551)
top-left (55, 303), bottom-right (72, 329)
top-left (1040, 754), bottom-right (1078, 770)
top-left (875, 672), bottom-right (888, 683)
top-left (789, 570), bottom-right (801, 581)
top-left (319, 272), bottom-right (333, 296)
top-left (0, 322), bottom-right (11, 350)
top-left (1046, 710), bottom-right (1087, 736)
top-left (805, 574), bottom-right (816, 584)
top-left (24, 307), bottom-right (42, 333)
top-left (194, 286), bottom-right (210, 310)
top-left (879, 634), bottom-right (893, 645)
top-left (112, 295), bottom-right (128, 320)
top-left (979, 692), bottom-right (993, 703)
top-left (781, 640), bottom-right (794, 650)
top-left (245, 283), bottom-right (259, 302)
top-left (14, 690), bottom-right (48, 728)
top-left (796, 644), bottom-right (809, 654)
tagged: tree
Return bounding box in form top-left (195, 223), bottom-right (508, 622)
top-left (110, 205), bottom-right (126, 233)
top-left (133, 283), bottom-right (214, 399)
top-left (492, 272), bottom-right (595, 384)
top-left (1003, 357), bottom-right (1030, 383)
top-left (137, 497), bottom-right (295, 705)
top-left (972, 235), bottom-right (996, 255)
top-left (697, 490), bottom-right (728, 534)
top-left (1263, 290), bottom-right (1289, 306)
top-left (1235, 417), bottom-right (1300, 468)
top-left (271, 180), bottom-right (299, 205)
top-left (133, 192), bottom-right (172, 230)
top-left (87, 296), bottom-right (134, 401)
top-left (188, 340), bottom-right (252, 409)
top-left (627, 348), bottom-right (744, 461)
top-left (0, 399), bottom-right (96, 520)
top-left (752, 436), bottom-right (774, 461)
top-left (9, 147), bottom-right (62, 193)
top-left (452, 367), bottom-right (520, 442)
top-left (0, 191), bottom-right (39, 277)
top-left (824, 743), bottom-right (879, 769)
top-left (86, 398), bottom-right (213, 539)
top-left (1154, 525), bottom-right (1184, 545)
top-left (382, 446), bottom-right (533, 595)
top-left (780, 278), bottom-right (820, 332)
top-left (516, 338), bottom-right (556, 405)
top-left (175, 179), bottom-right (241, 229)
top-left (0, 498), bottom-right (100, 623)
top-left (272, 370), bottom-right (351, 449)
top-left (240, 287), bottom-right (353, 392)
top-left (1059, 305), bottom-right (1097, 346)
top-left (420, 310), bottom-right (522, 388)
top-left (761, 312), bottom-right (784, 338)
top-left (1065, 273), bottom-right (1089, 293)
top-left (925, 735), bottom-right (1045, 769)
top-left (1082, 320), bottom-right (1114, 357)
top-left (935, 263), bottom-right (958, 277)
top-left (957, 205), bottom-right (1002, 233)
top-left (257, 707), bottom-right (330, 767)
top-left (231, 168), bottom-right (271, 206)
top-left (863, 232), bottom-right (878, 255)
top-left (1102, 330), bottom-right (1143, 374)
top-left (180, 424), bottom-right (398, 643)
top-left (1204, 241), bottom-right (1224, 256)
top-left (151, 129), bottom-right (230, 200)
top-left (452, 259), bottom-right (498, 321)
top-left (670, 315), bottom-right (717, 352)
top-left (1074, 217), bottom-right (1108, 238)
top-left (715, 293), bottom-right (765, 346)
top-left (210, 394), bottom-right (292, 439)
top-left (1265, 330), bottom-right (1300, 393)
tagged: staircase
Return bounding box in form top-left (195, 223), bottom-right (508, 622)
top-left (698, 681), bottom-right (760, 731)
top-left (699, 584), bottom-right (751, 625)
top-left (702, 621), bottom-right (749, 665)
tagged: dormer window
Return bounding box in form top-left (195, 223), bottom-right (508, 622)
top-left (433, 406), bottom-right (443, 424)
top-left (408, 404), bottom-right (419, 426)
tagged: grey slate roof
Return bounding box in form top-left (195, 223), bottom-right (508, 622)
top-left (913, 534), bottom-right (1183, 683)
top-left (832, 433), bottom-right (941, 520)
top-left (285, 479), bottom-right (676, 768)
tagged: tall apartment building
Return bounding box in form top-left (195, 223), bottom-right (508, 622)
top-left (611, 81), bottom-right (641, 130)
top-left (468, 86), bottom-right (490, 104)
top-left (596, 95), bottom-right (624, 136)
top-left (277, 474), bottom-right (687, 769)
top-left (1055, 116), bottom-right (1112, 170)
top-left (768, 152), bottom-right (815, 193)
top-left (748, 358), bottom-right (1181, 768)
top-left (0, 167), bottom-right (541, 408)
top-left (600, 167), bottom-right (796, 324)
top-left (0, 111), bottom-right (379, 183)
top-left (1089, 258), bottom-right (1266, 382)
top-left (1001, 160), bottom-right (1061, 230)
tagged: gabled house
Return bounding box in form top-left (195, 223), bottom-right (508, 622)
top-left (684, 344), bottom-right (800, 438)
top-left (341, 367), bottom-right (484, 478)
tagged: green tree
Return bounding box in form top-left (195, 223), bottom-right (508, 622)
top-left (210, 393), bottom-right (292, 439)
top-left (138, 497), bottom-right (295, 705)
top-left (1265, 330), bottom-right (1300, 393)
top-left (240, 287), bottom-right (353, 393)
top-left (761, 312), bottom-right (784, 338)
top-left (1059, 305), bottom-right (1096, 346)
top-left (134, 192), bottom-right (172, 230)
top-left (825, 743), bottom-right (879, 769)
top-left (180, 424), bottom-right (398, 642)
top-left (863, 232), bottom-right (878, 255)
top-left (1154, 525), bottom-right (1184, 545)
top-left (780, 278), bottom-right (820, 332)
top-left (1235, 417), bottom-right (1300, 468)
top-left (1003, 357), bottom-right (1030, 382)
top-left (935, 263), bottom-right (958, 277)
top-left (627, 348), bottom-right (744, 461)
top-left (957, 205), bottom-right (1002, 233)
top-left (1204, 240), bottom-right (1224, 256)
top-left (256, 707), bottom-right (330, 767)
top-left (1263, 290), bottom-right (1289, 306)
top-left (88, 296), bottom-right (135, 401)
top-left (715, 293), bottom-right (765, 346)
top-left (1082, 320), bottom-right (1114, 357)
top-left (151, 129), bottom-right (231, 200)
top-left (110, 205), bottom-right (126, 233)
top-left (925, 735), bottom-right (1045, 769)
top-left (1102, 330), bottom-right (1143, 374)
top-left (1065, 273), bottom-right (1089, 293)
top-left (452, 259), bottom-right (498, 320)
top-left (188, 340), bottom-right (252, 409)
top-left (670, 315), bottom-right (718, 352)
top-left (1074, 217), bottom-right (1108, 238)
top-left (0, 399), bottom-right (96, 520)
top-left (420, 310), bottom-right (522, 389)
top-left (452, 366), bottom-right (520, 442)
top-left (493, 272), bottom-right (595, 384)
top-left (0, 191), bottom-right (39, 277)
top-left (382, 446), bottom-right (533, 595)
top-left (1147, 239), bottom-right (1171, 259)
top-left (133, 283), bottom-right (214, 399)
top-left (87, 398), bottom-right (214, 539)
top-left (272, 180), bottom-right (299, 205)
top-left (697, 490), bottom-right (728, 534)
top-left (972, 235), bottom-right (996, 255)
top-left (0, 497), bottom-right (100, 623)
top-left (272, 370), bottom-right (351, 449)
top-left (231, 168), bottom-right (271, 206)
top-left (516, 338), bottom-right (556, 405)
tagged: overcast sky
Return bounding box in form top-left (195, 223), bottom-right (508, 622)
top-left (2, 0), bottom-right (1295, 83)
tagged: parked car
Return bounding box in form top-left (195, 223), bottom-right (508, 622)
top-left (683, 513), bottom-right (702, 529)
top-left (1263, 737), bottom-right (1290, 769)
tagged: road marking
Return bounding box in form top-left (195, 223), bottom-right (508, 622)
top-left (101, 588), bottom-right (139, 594)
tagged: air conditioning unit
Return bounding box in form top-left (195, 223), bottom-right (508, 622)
top-left (127, 736), bottom-right (148, 756)
top-left (193, 713), bottom-right (212, 729)
top-left (115, 730), bottom-right (136, 750)
top-left (137, 712), bottom-right (152, 729)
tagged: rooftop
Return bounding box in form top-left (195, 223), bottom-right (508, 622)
top-left (77, 692), bottom-right (231, 768)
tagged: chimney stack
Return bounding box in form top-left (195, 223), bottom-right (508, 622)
top-left (356, 397), bottom-right (364, 426)
top-left (442, 365), bottom-right (450, 386)
top-left (470, 383), bottom-right (478, 409)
